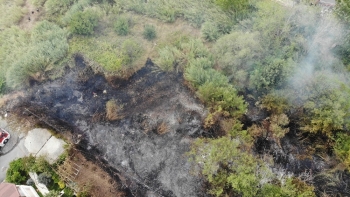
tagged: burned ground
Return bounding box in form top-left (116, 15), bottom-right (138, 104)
top-left (5, 55), bottom-right (349, 196)
top-left (14, 55), bottom-right (207, 197)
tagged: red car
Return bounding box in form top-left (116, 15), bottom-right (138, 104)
top-left (0, 128), bottom-right (10, 147)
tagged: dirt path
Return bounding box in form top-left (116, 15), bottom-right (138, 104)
top-left (18, 0), bottom-right (41, 30)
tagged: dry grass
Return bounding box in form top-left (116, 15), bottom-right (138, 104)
top-left (156, 122), bottom-right (168, 135)
top-left (59, 149), bottom-right (126, 197)
top-left (106, 99), bottom-right (122, 121)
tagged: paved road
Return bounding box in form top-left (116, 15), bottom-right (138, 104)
top-left (0, 116), bottom-right (66, 182)
top-left (0, 117), bottom-right (30, 182)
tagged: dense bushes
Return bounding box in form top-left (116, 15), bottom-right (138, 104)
top-left (0, 21), bottom-right (68, 89)
top-left (6, 158), bottom-right (28, 184)
top-left (188, 130), bottom-right (315, 197)
top-left (44, 0), bottom-right (76, 16)
top-left (334, 133), bottom-right (350, 170)
top-left (69, 37), bottom-right (142, 74)
top-left (201, 21), bottom-right (220, 41)
top-left (69, 10), bottom-right (99, 35)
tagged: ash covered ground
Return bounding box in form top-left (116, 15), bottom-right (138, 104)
top-left (13, 56), bottom-right (208, 197)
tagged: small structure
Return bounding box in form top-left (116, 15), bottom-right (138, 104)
top-left (0, 183), bottom-right (40, 197)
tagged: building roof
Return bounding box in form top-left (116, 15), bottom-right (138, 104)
top-left (17, 185), bottom-right (40, 197)
top-left (0, 183), bottom-right (20, 197)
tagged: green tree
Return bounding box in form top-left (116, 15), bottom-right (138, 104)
top-left (69, 10), bottom-right (99, 35)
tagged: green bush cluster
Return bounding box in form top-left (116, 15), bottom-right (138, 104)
top-left (143, 24), bottom-right (156, 41)
top-left (201, 21), bottom-right (220, 42)
top-left (69, 10), bottom-right (99, 35)
top-left (114, 17), bottom-right (130, 36)
top-left (334, 133), bottom-right (350, 170)
top-left (44, 0), bottom-right (76, 16)
top-left (60, 0), bottom-right (94, 25)
top-left (69, 37), bottom-right (142, 74)
top-left (188, 133), bottom-right (315, 197)
top-left (0, 21), bottom-right (68, 89)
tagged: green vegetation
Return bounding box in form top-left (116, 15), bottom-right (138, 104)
top-left (3, 0), bottom-right (350, 195)
top-left (114, 17), bottom-right (130, 36)
top-left (6, 154), bottom-right (74, 197)
top-left (143, 24), bottom-right (157, 40)
top-left (0, 21), bottom-right (68, 89)
top-left (188, 125), bottom-right (315, 196)
top-left (334, 133), bottom-right (350, 170)
top-left (6, 158), bottom-right (28, 184)
top-left (69, 9), bottom-right (98, 35)
top-left (0, 0), bottom-right (25, 28)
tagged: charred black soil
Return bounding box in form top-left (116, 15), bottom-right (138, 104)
top-left (13, 56), bottom-right (207, 196)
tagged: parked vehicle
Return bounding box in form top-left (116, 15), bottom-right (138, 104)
top-left (0, 128), bottom-right (10, 147)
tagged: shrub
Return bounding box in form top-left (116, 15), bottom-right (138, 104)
top-left (106, 99), bottom-right (120, 120)
top-left (61, 0), bottom-right (93, 25)
top-left (187, 136), bottom-right (269, 197)
top-left (69, 10), bottom-right (99, 35)
top-left (334, 133), bottom-right (350, 170)
top-left (201, 21), bottom-right (220, 42)
top-left (114, 17), bottom-right (130, 36)
top-left (143, 24), bottom-right (157, 40)
top-left (44, 0), bottom-right (76, 16)
top-left (121, 39), bottom-right (143, 64)
top-left (180, 38), bottom-right (210, 60)
top-left (198, 82), bottom-right (247, 118)
top-left (6, 158), bottom-right (27, 184)
top-left (157, 6), bottom-right (177, 23)
top-left (5, 21), bottom-right (68, 89)
top-left (155, 46), bottom-right (182, 72)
